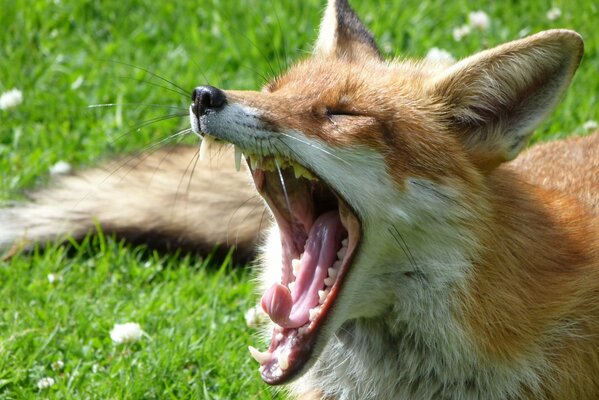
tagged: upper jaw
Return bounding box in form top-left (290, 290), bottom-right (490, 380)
top-left (189, 101), bottom-right (364, 383)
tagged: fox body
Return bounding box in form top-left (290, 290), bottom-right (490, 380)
top-left (2, 0), bottom-right (599, 399)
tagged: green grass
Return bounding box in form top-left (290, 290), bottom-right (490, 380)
top-left (0, 0), bottom-right (598, 398)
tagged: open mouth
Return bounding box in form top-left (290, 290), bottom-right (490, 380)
top-left (210, 140), bottom-right (362, 385)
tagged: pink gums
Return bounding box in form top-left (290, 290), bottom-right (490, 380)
top-left (261, 211), bottom-right (345, 328)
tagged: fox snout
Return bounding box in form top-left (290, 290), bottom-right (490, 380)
top-left (191, 85), bottom-right (227, 117)
top-left (190, 85), bottom-right (227, 136)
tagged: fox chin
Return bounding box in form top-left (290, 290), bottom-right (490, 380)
top-left (2, 0), bottom-right (599, 399)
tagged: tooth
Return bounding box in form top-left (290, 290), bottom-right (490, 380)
top-left (337, 247), bottom-right (347, 260)
top-left (328, 268), bottom-right (338, 278)
top-left (275, 332), bottom-right (284, 342)
top-left (318, 289), bottom-right (330, 304)
top-left (324, 277), bottom-right (335, 286)
top-left (278, 352), bottom-right (290, 370)
top-left (234, 145), bottom-right (243, 172)
top-left (309, 307), bottom-right (320, 321)
top-left (263, 159), bottom-right (274, 171)
top-left (298, 325), bottom-right (308, 336)
top-left (248, 346), bottom-right (272, 364)
top-left (292, 259), bottom-right (301, 275)
top-left (250, 157), bottom-right (259, 169)
top-left (199, 135), bottom-right (214, 161)
top-left (342, 238), bottom-right (348, 246)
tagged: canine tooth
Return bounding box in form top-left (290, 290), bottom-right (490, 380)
top-left (337, 247), bottom-right (347, 260)
top-left (328, 268), bottom-right (338, 278)
top-left (309, 307), bottom-right (320, 321)
top-left (199, 135), bottom-right (215, 161)
top-left (248, 346), bottom-right (272, 364)
top-left (324, 276), bottom-right (335, 286)
top-left (234, 145), bottom-right (243, 172)
top-left (278, 352), bottom-right (290, 370)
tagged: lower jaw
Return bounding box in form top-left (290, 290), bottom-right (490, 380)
top-left (254, 201), bottom-right (361, 384)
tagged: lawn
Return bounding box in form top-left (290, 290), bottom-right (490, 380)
top-left (1, 0), bottom-right (598, 398)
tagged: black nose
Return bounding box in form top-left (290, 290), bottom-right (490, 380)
top-left (191, 85), bottom-right (227, 116)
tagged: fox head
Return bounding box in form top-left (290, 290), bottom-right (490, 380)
top-left (189, 0), bottom-right (583, 386)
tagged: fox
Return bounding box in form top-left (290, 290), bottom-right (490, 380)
top-left (2, 0), bottom-right (599, 398)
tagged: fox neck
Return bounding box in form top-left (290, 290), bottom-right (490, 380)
top-left (292, 165), bottom-right (594, 398)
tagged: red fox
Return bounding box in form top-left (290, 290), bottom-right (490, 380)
top-left (2, 0), bottom-right (599, 398)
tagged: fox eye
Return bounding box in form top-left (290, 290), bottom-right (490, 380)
top-left (325, 107), bottom-right (359, 118)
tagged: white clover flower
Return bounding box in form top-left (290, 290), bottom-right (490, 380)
top-left (49, 161), bottom-right (72, 175)
top-left (583, 120), bottom-right (598, 131)
top-left (469, 11), bottom-right (490, 31)
top-left (469, 10), bottom-right (491, 31)
top-left (47, 273), bottom-right (62, 283)
top-left (245, 304), bottom-right (268, 328)
top-left (37, 377), bottom-right (55, 390)
top-left (71, 76), bottom-right (84, 90)
top-left (425, 47), bottom-right (456, 64)
top-left (547, 7), bottom-right (562, 21)
top-left (51, 360), bottom-right (64, 371)
top-left (518, 27), bottom-right (532, 38)
top-left (0, 88), bottom-right (23, 110)
top-left (452, 24), bottom-right (471, 41)
top-left (110, 322), bottom-right (143, 344)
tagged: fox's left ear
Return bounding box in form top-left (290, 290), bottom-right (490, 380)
top-left (429, 30), bottom-right (583, 171)
top-left (314, 0), bottom-right (382, 61)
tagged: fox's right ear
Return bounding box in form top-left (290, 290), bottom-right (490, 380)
top-left (429, 30), bottom-right (583, 171)
top-left (314, 0), bottom-right (381, 61)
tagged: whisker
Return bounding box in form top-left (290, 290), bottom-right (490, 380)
top-left (237, 64), bottom-right (271, 87)
top-left (226, 193), bottom-right (263, 247)
top-left (88, 103), bottom-right (186, 111)
top-left (115, 76), bottom-right (189, 98)
top-left (100, 59), bottom-right (189, 96)
top-left (274, 157), bottom-right (292, 214)
top-left (217, 15), bottom-right (278, 79)
top-left (106, 129), bottom-right (192, 184)
top-left (276, 131), bottom-right (351, 165)
top-left (173, 146), bottom-right (201, 209)
top-left (257, 207), bottom-right (269, 240)
top-left (189, 58), bottom-right (219, 89)
top-left (269, 0), bottom-right (289, 70)
top-left (106, 113), bottom-right (188, 145)
top-left (389, 226), bottom-right (419, 274)
top-left (72, 130), bottom-right (189, 210)
top-left (185, 144), bottom-right (202, 197)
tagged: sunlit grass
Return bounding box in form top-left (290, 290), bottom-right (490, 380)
top-left (1, 0), bottom-right (597, 398)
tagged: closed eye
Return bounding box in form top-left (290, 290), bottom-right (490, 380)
top-left (325, 107), bottom-right (359, 116)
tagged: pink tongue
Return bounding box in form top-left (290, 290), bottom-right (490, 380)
top-left (261, 211), bottom-right (344, 328)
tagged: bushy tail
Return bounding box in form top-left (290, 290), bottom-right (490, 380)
top-left (1, 146), bottom-right (266, 258)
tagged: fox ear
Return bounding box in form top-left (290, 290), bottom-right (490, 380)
top-left (314, 0), bottom-right (381, 61)
top-left (430, 30), bottom-right (583, 171)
